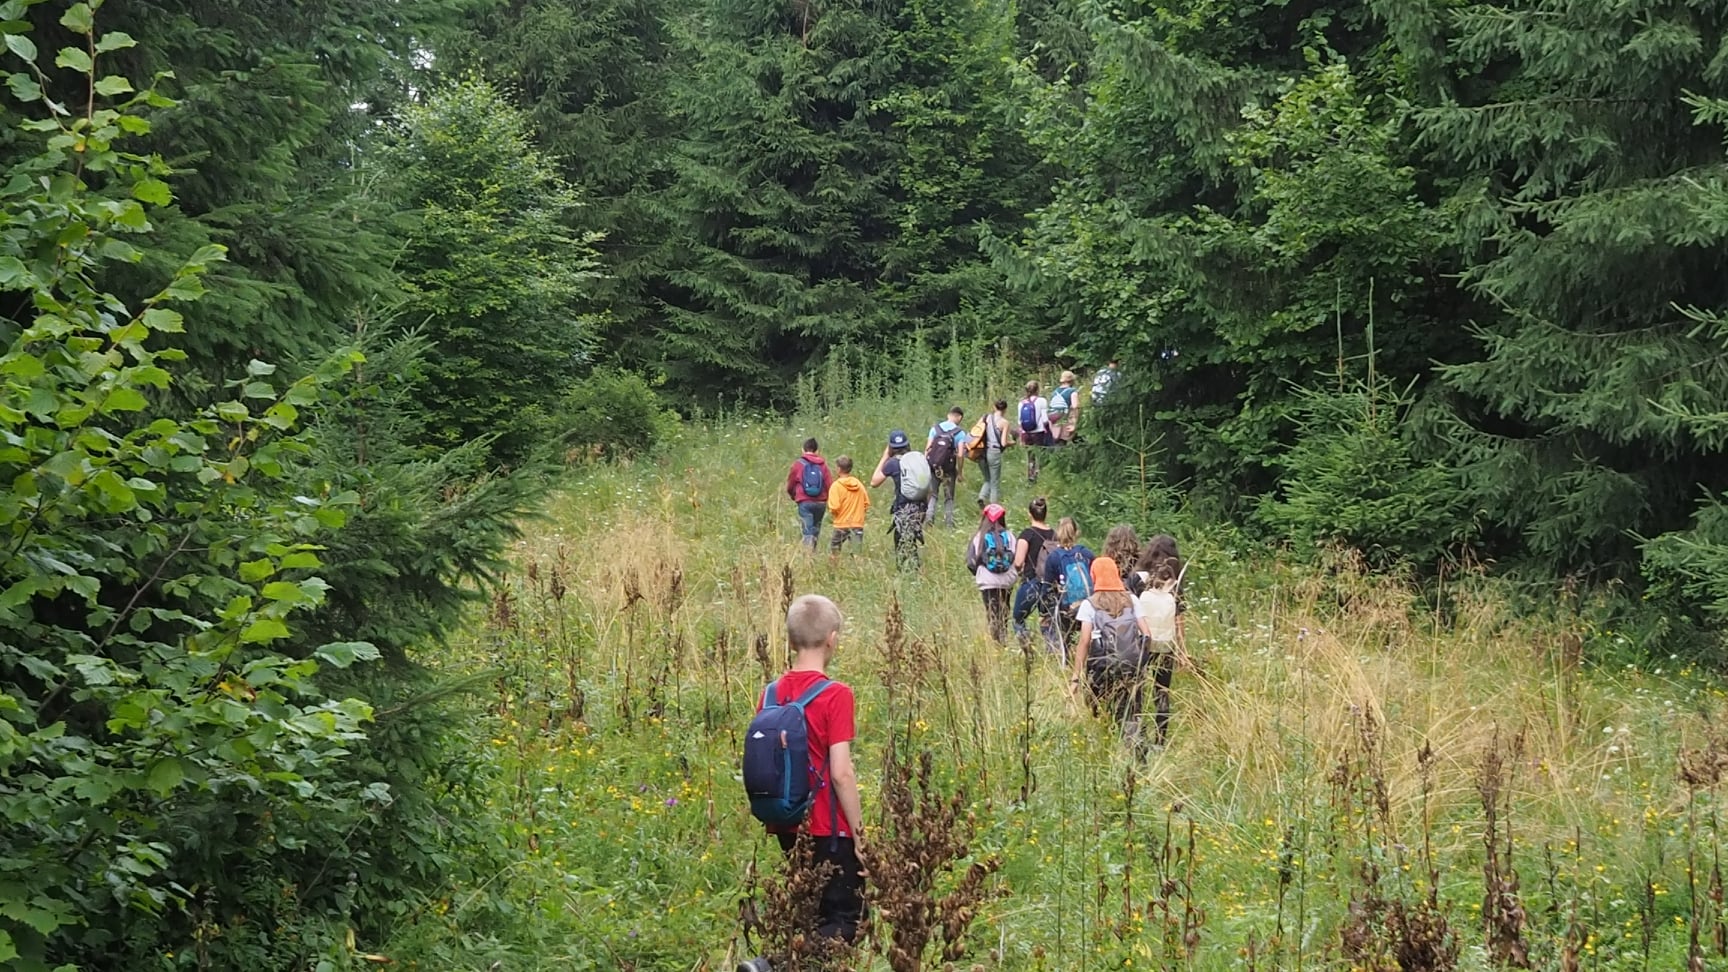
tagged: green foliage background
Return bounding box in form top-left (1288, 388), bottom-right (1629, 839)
top-left (6, 0), bottom-right (1728, 966)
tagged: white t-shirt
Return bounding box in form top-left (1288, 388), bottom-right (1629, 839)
top-left (1020, 396), bottom-right (1049, 434)
top-left (1075, 596), bottom-right (1143, 628)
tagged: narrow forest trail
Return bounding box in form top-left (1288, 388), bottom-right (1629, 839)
top-left (403, 393), bottom-right (1728, 971)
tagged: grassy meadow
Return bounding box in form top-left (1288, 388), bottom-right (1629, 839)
top-left (384, 368), bottom-right (1728, 971)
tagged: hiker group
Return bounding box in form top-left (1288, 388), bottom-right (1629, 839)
top-left (784, 363), bottom-right (1119, 568)
top-left (743, 365), bottom-right (1187, 971)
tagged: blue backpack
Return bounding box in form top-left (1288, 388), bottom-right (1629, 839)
top-left (799, 458), bottom-right (825, 498)
top-left (981, 529), bottom-right (1014, 573)
top-left (1059, 549), bottom-right (1094, 606)
top-left (742, 678), bottom-right (835, 825)
top-left (1018, 398), bottom-right (1039, 433)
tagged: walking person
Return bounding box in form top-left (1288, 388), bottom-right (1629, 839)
top-left (1065, 557), bottom-right (1159, 756)
top-left (1041, 516), bottom-right (1096, 660)
top-left (1102, 524), bottom-right (1142, 592)
top-left (739, 594), bottom-right (866, 969)
top-left (1132, 534), bottom-right (1190, 746)
top-left (972, 399), bottom-right (1010, 507)
top-left (1015, 380), bottom-right (1049, 483)
top-left (785, 438), bottom-right (832, 552)
top-left (825, 456), bottom-right (870, 558)
top-left (1011, 497), bottom-right (1058, 652)
top-left (1048, 371), bottom-right (1081, 446)
top-left (964, 503), bottom-right (1018, 643)
top-left (923, 406), bottom-right (969, 530)
top-left (1091, 359), bottom-right (1119, 405)
top-left (870, 430), bottom-right (929, 570)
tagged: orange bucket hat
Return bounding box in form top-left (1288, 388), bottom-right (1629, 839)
top-left (1090, 556), bottom-right (1126, 593)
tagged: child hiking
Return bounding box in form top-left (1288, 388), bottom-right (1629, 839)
top-left (1132, 533), bottom-right (1190, 746)
top-left (964, 503), bottom-right (1018, 643)
top-left (785, 438), bottom-right (832, 552)
top-left (969, 399), bottom-right (1010, 507)
top-left (826, 456), bottom-right (869, 557)
top-left (1041, 516), bottom-right (1096, 661)
top-left (739, 594), bottom-right (865, 970)
top-left (1066, 557), bottom-right (1160, 757)
top-left (1015, 380), bottom-right (1049, 483)
top-left (1048, 370), bottom-right (1080, 446)
top-left (1011, 497), bottom-right (1058, 652)
top-left (924, 406), bottom-right (969, 530)
top-left (871, 430), bottom-right (929, 569)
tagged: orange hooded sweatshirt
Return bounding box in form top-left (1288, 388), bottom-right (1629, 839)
top-left (826, 475), bottom-right (870, 529)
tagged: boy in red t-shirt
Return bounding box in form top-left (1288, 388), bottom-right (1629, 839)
top-left (758, 594), bottom-right (865, 945)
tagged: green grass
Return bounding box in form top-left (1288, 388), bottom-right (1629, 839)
top-left (381, 388), bottom-right (1728, 972)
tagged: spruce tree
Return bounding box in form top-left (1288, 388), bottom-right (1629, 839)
top-left (655, 0), bottom-right (902, 400)
top-left (1386, 0), bottom-right (1728, 576)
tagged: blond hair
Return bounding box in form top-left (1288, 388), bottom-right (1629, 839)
top-left (1054, 516), bottom-right (1079, 547)
top-left (787, 594), bottom-right (843, 651)
top-left (1090, 590), bottom-right (1133, 616)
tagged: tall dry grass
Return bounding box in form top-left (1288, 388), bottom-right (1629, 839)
top-left (410, 385), bottom-right (1728, 971)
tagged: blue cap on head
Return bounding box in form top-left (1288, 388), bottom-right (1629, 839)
top-left (887, 430), bottom-right (910, 449)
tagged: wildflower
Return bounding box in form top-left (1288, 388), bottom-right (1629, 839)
top-left (665, 797), bottom-right (678, 808)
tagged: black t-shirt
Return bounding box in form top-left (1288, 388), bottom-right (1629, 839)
top-left (1019, 526), bottom-right (1055, 573)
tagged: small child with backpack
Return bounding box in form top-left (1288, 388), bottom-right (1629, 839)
top-left (964, 503), bottom-right (1018, 643)
top-left (740, 594), bottom-right (865, 956)
top-left (1065, 557), bottom-right (1159, 756)
top-left (1040, 517), bottom-right (1095, 663)
top-left (826, 456), bottom-right (870, 558)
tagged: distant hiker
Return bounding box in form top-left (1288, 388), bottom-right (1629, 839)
top-left (1132, 533), bottom-right (1189, 746)
top-left (1067, 557), bottom-right (1159, 755)
top-left (965, 503), bottom-right (1018, 643)
top-left (1102, 524), bottom-right (1142, 593)
top-left (826, 455), bottom-right (870, 558)
top-left (1016, 380), bottom-right (1050, 483)
top-left (786, 438), bottom-right (832, 552)
top-left (1041, 516), bottom-right (1096, 659)
top-left (1048, 370), bottom-right (1081, 446)
top-left (741, 594), bottom-right (865, 960)
top-left (871, 430), bottom-right (928, 569)
top-left (924, 406), bottom-right (969, 530)
top-left (1011, 496), bottom-right (1059, 652)
top-left (969, 399), bottom-right (1011, 507)
top-left (1091, 359), bottom-right (1119, 406)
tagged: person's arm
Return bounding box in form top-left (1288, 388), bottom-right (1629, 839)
top-left (870, 447), bottom-right (891, 487)
top-left (1013, 537), bottom-right (1029, 571)
top-left (786, 463), bottom-right (798, 500)
top-left (1068, 620), bottom-right (1093, 697)
top-left (828, 741), bottom-right (864, 850)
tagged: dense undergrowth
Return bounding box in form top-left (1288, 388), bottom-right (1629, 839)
top-left (381, 372), bottom-right (1728, 971)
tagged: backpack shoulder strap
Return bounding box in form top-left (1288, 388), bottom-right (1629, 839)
top-left (787, 678), bottom-right (834, 711)
top-left (761, 679), bottom-right (779, 709)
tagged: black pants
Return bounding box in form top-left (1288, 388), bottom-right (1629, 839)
top-left (980, 588), bottom-right (1010, 643)
top-left (1089, 653), bottom-right (1176, 749)
top-left (776, 833), bottom-right (865, 943)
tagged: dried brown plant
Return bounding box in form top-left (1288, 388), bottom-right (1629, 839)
top-left (868, 748), bottom-right (1002, 972)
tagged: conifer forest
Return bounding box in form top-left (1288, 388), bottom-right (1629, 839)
top-left (7, 0), bottom-right (1728, 969)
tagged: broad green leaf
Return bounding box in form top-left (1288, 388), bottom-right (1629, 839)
top-left (0, 928), bottom-right (16, 962)
top-left (4, 32), bottom-right (35, 63)
top-left (54, 46), bottom-right (91, 73)
top-left (5, 70), bottom-right (38, 103)
top-left (140, 307), bottom-right (183, 333)
top-left (260, 581), bottom-right (304, 603)
top-left (94, 31), bottom-right (135, 53)
top-left (238, 558), bottom-right (274, 582)
top-left (131, 177), bottom-right (170, 206)
top-left (58, 3), bottom-right (91, 33)
top-left (239, 617), bottom-right (289, 643)
top-left (145, 757), bottom-right (184, 795)
top-left (92, 74), bottom-right (130, 96)
top-left (314, 641), bottom-right (380, 669)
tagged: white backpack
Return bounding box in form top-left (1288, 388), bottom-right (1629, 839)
top-left (898, 452), bottom-right (932, 501)
top-left (1136, 564), bottom-right (1185, 646)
